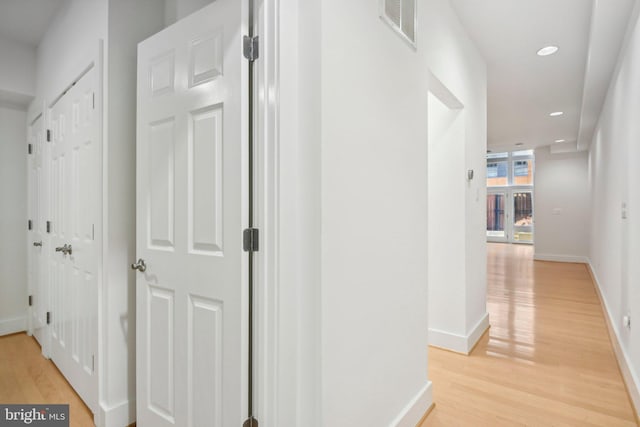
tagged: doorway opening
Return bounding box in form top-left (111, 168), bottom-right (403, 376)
top-left (486, 150), bottom-right (535, 244)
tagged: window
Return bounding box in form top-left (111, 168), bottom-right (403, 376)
top-left (513, 160), bottom-right (533, 185)
top-left (487, 161), bottom-right (508, 186)
top-left (487, 150), bottom-right (534, 187)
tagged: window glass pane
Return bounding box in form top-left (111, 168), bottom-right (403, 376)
top-left (486, 152), bottom-right (508, 159)
top-left (487, 161), bottom-right (508, 186)
top-left (513, 192), bottom-right (533, 243)
top-left (513, 160), bottom-right (533, 185)
top-left (487, 193), bottom-right (506, 238)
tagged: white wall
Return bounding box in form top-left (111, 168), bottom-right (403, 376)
top-left (163, 0), bottom-right (214, 26)
top-left (33, 0), bottom-right (107, 115)
top-left (103, 2), bottom-right (164, 425)
top-left (588, 4), bottom-right (640, 413)
top-left (0, 37), bottom-right (36, 107)
top-left (316, 0), bottom-right (486, 425)
top-left (534, 147), bottom-right (590, 262)
top-left (0, 107), bottom-right (28, 336)
top-left (320, 0), bottom-right (430, 422)
top-left (424, 0), bottom-right (488, 355)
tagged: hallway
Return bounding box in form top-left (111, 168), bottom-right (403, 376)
top-left (423, 243), bottom-right (638, 426)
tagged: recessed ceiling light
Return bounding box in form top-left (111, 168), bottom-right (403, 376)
top-left (549, 111), bottom-right (564, 117)
top-left (555, 139), bottom-right (566, 143)
top-left (515, 142), bottom-right (524, 146)
top-left (537, 45), bottom-right (559, 56)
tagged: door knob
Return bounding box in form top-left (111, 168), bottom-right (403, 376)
top-left (33, 241), bottom-right (43, 247)
top-left (55, 244), bottom-right (72, 255)
top-left (131, 258), bottom-right (146, 272)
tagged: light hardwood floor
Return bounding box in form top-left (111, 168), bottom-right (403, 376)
top-left (422, 243), bottom-right (638, 426)
top-left (0, 333), bottom-right (95, 427)
top-left (2, 243), bottom-right (637, 426)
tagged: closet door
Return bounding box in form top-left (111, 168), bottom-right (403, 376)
top-left (49, 65), bottom-right (100, 412)
top-left (28, 115), bottom-right (48, 351)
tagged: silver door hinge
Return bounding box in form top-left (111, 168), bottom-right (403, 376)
top-left (28, 295), bottom-right (33, 306)
top-left (28, 143), bottom-right (33, 154)
top-left (46, 312), bottom-right (51, 324)
top-left (243, 228), bottom-right (259, 252)
top-left (46, 129), bottom-right (51, 142)
top-left (92, 355), bottom-right (95, 372)
top-left (243, 417), bottom-right (259, 427)
top-left (243, 36), bottom-right (259, 61)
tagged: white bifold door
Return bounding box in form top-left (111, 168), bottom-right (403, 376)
top-left (135, 1), bottom-right (246, 426)
top-left (28, 115), bottom-right (48, 350)
top-left (48, 65), bottom-right (100, 412)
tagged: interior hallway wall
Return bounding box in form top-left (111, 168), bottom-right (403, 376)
top-left (0, 37), bottom-right (36, 106)
top-left (588, 3), bottom-right (640, 413)
top-left (316, 0), bottom-right (487, 425)
top-left (0, 107), bottom-right (27, 336)
top-left (425, 0), bottom-right (489, 355)
top-left (534, 147), bottom-right (590, 262)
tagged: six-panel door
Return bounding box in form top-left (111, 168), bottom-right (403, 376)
top-left (136, 1), bottom-right (246, 426)
top-left (48, 65), bottom-right (100, 412)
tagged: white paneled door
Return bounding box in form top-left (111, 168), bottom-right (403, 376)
top-left (136, 1), bottom-right (246, 426)
top-left (49, 65), bottom-right (100, 413)
top-left (28, 115), bottom-right (48, 350)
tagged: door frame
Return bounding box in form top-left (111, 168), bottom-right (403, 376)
top-left (255, 0), bottom-right (322, 425)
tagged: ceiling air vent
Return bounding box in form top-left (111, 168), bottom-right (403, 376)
top-left (381, 0), bottom-right (416, 47)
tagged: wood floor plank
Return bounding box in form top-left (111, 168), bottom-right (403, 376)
top-left (0, 333), bottom-right (95, 427)
top-left (422, 243), bottom-right (638, 426)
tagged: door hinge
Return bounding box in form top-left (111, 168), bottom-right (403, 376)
top-left (243, 417), bottom-right (259, 427)
top-left (92, 355), bottom-right (95, 373)
top-left (28, 143), bottom-right (33, 154)
top-left (46, 129), bottom-right (51, 142)
top-left (243, 36), bottom-right (259, 61)
top-left (28, 295), bottom-right (33, 306)
top-left (46, 221), bottom-right (51, 233)
top-left (92, 93), bottom-right (95, 109)
top-left (243, 228), bottom-right (259, 252)
top-left (28, 219), bottom-right (33, 230)
top-left (46, 312), bottom-right (51, 325)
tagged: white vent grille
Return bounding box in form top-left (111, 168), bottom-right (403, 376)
top-left (382, 0), bottom-right (416, 46)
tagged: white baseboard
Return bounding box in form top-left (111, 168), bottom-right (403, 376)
top-left (0, 315), bottom-right (27, 336)
top-left (429, 312), bottom-right (490, 355)
top-left (533, 253), bottom-right (589, 263)
top-left (96, 400), bottom-right (135, 427)
top-left (388, 382), bottom-right (433, 427)
top-left (587, 261), bottom-right (640, 419)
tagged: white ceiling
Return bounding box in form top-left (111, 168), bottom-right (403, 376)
top-left (451, 0), bottom-right (636, 152)
top-left (0, 0), bottom-right (66, 47)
